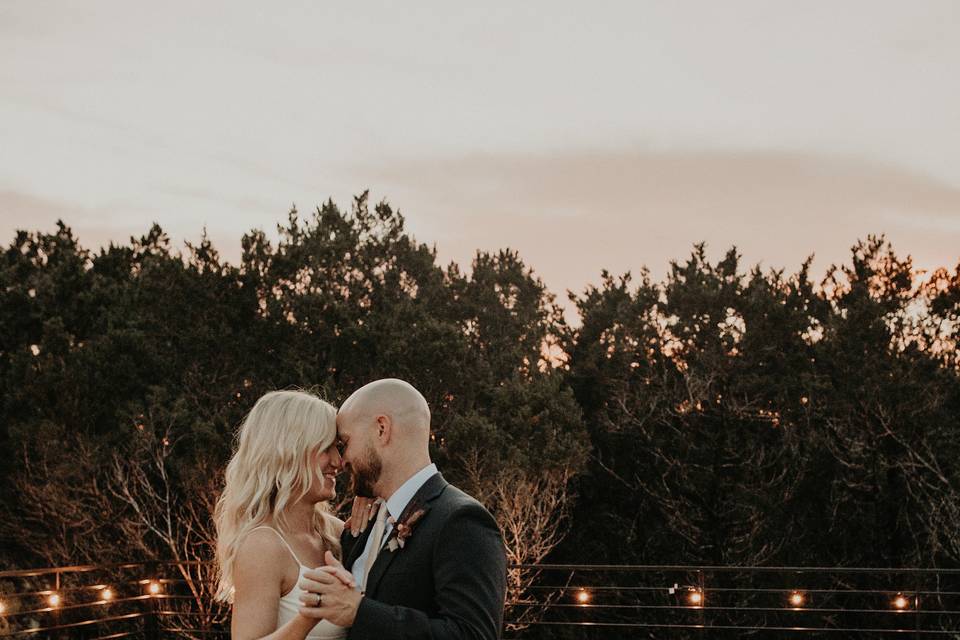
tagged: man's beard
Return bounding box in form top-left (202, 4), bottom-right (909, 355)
top-left (349, 445), bottom-right (382, 498)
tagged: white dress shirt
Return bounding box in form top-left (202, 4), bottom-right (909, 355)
top-left (351, 463), bottom-right (438, 590)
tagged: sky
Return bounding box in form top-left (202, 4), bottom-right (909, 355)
top-left (2, 1), bottom-right (959, 316)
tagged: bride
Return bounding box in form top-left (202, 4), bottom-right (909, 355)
top-left (215, 390), bottom-right (349, 640)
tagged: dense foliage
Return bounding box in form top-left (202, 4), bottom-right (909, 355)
top-left (2, 195), bottom-right (959, 580)
top-left (560, 241), bottom-right (960, 572)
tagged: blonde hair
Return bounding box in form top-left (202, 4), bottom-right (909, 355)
top-left (214, 390), bottom-right (341, 602)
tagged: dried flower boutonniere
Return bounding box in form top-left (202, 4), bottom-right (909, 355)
top-left (386, 501), bottom-right (428, 551)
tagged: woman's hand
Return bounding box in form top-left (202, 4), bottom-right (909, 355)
top-left (344, 496), bottom-right (377, 537)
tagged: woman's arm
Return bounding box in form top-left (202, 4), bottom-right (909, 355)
top-left (231, 529), bottom-right (319, 640)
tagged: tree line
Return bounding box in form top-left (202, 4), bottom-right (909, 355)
top-left (2, 193), bottom-right (959, 623)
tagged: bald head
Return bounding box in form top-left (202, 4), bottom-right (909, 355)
top-left (339, 378), bottom-right (431, 447)
top-left (337, 379), bottom-right (433, 499)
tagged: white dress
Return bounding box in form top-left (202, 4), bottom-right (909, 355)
top-left (251, 527), bottom-right (348, 640)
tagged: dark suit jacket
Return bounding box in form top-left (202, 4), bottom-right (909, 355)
top-left (341, 472), bottom-right (507, 640)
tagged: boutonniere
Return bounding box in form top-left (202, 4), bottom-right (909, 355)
top-left (386, 501), bottom-right (428, 551)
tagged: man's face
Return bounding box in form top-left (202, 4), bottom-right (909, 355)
top-left (337, 410), bottom-right (382, 499)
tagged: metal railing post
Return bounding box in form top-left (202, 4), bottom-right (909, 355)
top-left (52, 568), bottom-right (62, 640)
top-left (145, 561), bottom-right (159, 640)
top-left (915, 571), bottom-right (921, 640)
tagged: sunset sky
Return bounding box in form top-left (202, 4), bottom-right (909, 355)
top-left (2, 1), bottom-right (959, 315)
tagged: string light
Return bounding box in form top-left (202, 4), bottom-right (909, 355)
top-left (101, 587), bottom-right (114, 602)
top-left (892, 593), bottom-right (910, 610)
top-left (0, 601), bottom-right (6, 615)
top-left (147, 581), bottom-right (162, 596)
top-left (686, 588), bottom-right (704, 607)
top-left (47, 593), bottom-right (61, 608)
top-left (789, 591), bottom-right (806, 608)
top-left (576, 589), bottom-right (591, 605)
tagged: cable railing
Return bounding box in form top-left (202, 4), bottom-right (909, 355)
top-left (0, 561), bottom-right (226, 639)
top-left (504, 564), bottom-right (960, 638)
top-left (3, 562), bottom-right (960, 637)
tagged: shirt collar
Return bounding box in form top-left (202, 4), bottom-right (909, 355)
top-left (385, 463), bottom-right (438, 522)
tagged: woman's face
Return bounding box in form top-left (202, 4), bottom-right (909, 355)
top-left (309, 441), bottom-right (342, 502)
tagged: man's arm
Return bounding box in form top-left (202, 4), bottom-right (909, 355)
top-left (350, 503), bottom-right (507, 640)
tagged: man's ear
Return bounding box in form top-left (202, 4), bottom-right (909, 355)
top-left (376, 415), bottom-right (392, 444)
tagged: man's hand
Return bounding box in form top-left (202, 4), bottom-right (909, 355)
top-left (345, 496), bottom-right (377, 537)
top-left (298, 551), bottom-right (363, 627)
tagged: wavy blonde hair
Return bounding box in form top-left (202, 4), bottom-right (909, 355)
top-left (214, 390), bottom-right (341, 602)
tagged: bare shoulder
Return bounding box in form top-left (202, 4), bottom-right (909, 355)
top-left (234, 527), bottom-right (291, 584)
top-left (230, 528), bottom-right (295, 638)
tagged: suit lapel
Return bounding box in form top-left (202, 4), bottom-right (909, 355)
top-left (364, 472), bottom-right (448, 596)
top-left (342, 522), bottom-right (374, 572)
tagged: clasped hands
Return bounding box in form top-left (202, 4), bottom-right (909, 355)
top-left (298, 550), bottom-right (361, 627)
top-left (298, 497), bottom-right (378, 627)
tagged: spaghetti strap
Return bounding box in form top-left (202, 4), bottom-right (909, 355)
top-left (250, 526), bottom-right (306, 567)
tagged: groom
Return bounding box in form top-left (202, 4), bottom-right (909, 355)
top-left (298, 378), bottom-right (507, 640)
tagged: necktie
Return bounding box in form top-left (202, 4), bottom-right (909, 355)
top-left (361, 500), bottom-right (389, 592)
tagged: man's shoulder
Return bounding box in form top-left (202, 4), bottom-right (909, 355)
top-left (432, 480), bottom-right (477, 507)
top-left (426, 483), bottom-right (506, 565)
top-left (431, 482), bottom-right (497, 527)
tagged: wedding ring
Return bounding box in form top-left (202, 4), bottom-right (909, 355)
top-left (317, 594), bottom-right (322, 606)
